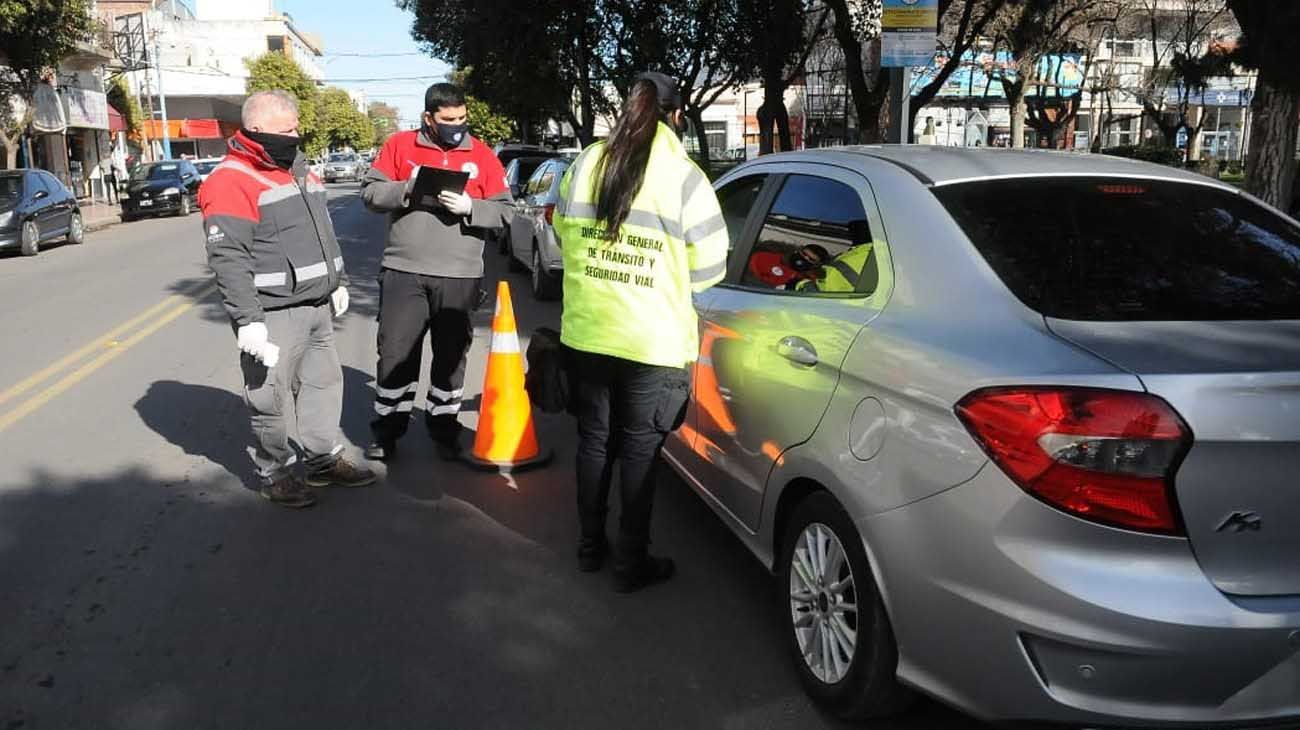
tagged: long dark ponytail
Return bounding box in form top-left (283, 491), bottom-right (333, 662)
top-left (593, 79), bottom-right (672, 240)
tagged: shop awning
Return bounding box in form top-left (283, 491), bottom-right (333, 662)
top-left (140, 118), bottom-right (233, 140)
top-left (108, 104), bottom-right (127, 133)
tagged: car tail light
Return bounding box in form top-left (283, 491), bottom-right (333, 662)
top-left (543, 203), bottom-right (556, 225)
top-left (955, 387), bottom-right (1191, 534)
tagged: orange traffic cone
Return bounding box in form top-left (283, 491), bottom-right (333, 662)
top-left (464, 281), bottom-right (552, 472)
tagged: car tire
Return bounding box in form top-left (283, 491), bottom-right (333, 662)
top-left (120, 213), bottom-right (135, 223)
top-left (780, 492), bottom-right (913, 720)
top-left (178, 196), bottom-right (192, 217)
top-left (498, 228), bottom-right (511, 256)
top-left (20, 220), bottom-right (39, 256)
top-left (531, 246), bottom-right (561, 301)
top-left (66, 212), bottom-right (85, 244)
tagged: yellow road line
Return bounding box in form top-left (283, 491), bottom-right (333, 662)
top-left (0, 283), bottom-right (218, 434)
top-left (0, 278), bottom-right (215, 408)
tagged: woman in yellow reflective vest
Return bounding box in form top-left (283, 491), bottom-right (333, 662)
top-left (553, 72), bottom-right (728, 593)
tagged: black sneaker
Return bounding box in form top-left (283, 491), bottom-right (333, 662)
top-left (364, 440), bottom-right (396, 462)
top-left (577, 537), bottom-right (608, 573)
top-left (306, 457), bottom-right (378, 488)
top-left (613, 555), bottom-right (675, 593)
top-left (260, 474), bottom-right (317, 509)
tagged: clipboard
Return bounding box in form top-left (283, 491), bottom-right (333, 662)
top-left (410, 165), bottom-right (470, 210)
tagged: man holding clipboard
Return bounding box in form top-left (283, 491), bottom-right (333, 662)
top-left (361, 82), bottom-right (513, 461)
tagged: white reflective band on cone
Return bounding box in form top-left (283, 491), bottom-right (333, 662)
top-left (490, 331), bottom-right (520, 354)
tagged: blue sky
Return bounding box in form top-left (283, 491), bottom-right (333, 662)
top-left (278, 0), bottom-right (450, 129)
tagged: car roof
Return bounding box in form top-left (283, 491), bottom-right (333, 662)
top-left (759, 145), bottom-right (1235, 191)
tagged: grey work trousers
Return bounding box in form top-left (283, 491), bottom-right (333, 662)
top-left (240, 303), bottom-right (343, 484)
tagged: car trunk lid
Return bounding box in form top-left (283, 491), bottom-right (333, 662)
top-left (1048, 319), bottom-right (1300, 597)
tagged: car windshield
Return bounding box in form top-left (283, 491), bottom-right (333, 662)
top-left (133, 163), bottom-right (182, 181)
top-left (933, 177), bottom-right (1300, 321)
top-left (328, 154), bottom-right (356, 163)
top-left (0, 175), bottom-right (21, 199)
top-left (195, 161), bottom-right (219, 174)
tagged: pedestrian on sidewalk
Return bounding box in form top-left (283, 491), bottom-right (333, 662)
top-left (199, 90), bottom-right (376, 509)
top-left (551, 72), bottom-right (729, 592)
top-left (360, 82), bottom-right (513, 462)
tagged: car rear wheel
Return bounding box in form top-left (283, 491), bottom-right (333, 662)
top-left (781, 492), bottom-right (913, 720)
top-left (66, 212), bottom-right (85, 244)
top-left (20, 220), bottom-right (39, 256)
top-left (531, 246), bottom-right (561, 301)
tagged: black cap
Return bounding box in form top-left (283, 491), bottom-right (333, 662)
top-left (636, 72), bottom-right (682, 109)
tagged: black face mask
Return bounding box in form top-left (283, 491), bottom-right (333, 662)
top-left (431, 121), bottom-right (469, 148)
top-left (789, 251), bottom-right (818, 272)
top-left (242, 128), bottom-right (299, 169)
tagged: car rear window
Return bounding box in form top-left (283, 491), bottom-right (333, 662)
top-left (933, 177), bottom-right (1300, 321)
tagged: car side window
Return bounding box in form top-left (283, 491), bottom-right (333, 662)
top-left (30, 172), bottom-right (52, 197)
top-left (739, 174), bottom-right (875, 296)
top-left (545, 164), bottom-right (567, 194)
top-left (715, 174), bottom-right (768, 256)
top-left (526, 162), bottom-right (552, 196)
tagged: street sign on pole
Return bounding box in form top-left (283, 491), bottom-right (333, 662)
top-left (881, 0), bottom-right (938, 68)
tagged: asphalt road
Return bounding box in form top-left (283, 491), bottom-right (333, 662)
top-left (0, 186), bottom-right (994, 730)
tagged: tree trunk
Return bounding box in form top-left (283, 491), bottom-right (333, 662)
top-left (775, 103), bottom-right (793, 152)
top-left (757, 101), bottom-right (775, 155)
top-left (4, 142), bottom-right (16, 170)
top-left (1242, 71), bottom-right (1300, 210)
top-left (688, 107), bottom-right (712, 175)
top-left (1008, 87), bottom-right (1027, 149)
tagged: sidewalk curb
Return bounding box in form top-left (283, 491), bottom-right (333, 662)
top-left (85, 217), bottom-right (122, 234)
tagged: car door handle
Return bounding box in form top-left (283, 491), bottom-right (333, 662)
top-left (777, 336), bottom-right (818, 367)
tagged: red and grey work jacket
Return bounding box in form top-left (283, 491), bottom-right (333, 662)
top-left (199, 131), bottom-right (347, 326)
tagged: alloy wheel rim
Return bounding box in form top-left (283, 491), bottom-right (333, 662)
top-left (23, 222), bottom-right (37, 247)
top-left (71, 215), bottom-right (82, 240)
top-left (789, 522), bottom-right (859, 685)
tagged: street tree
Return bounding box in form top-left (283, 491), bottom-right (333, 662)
top-left (911, 0), bottom-right (1012, 123)
top-left (465, 94), bottom-right (514, 146)
top-left (0, 0), bottom-right (95, 169)
top-left (744, 0), bottom-right (831, 155)
top-left (106, 74), bottom-right (143, 137)
top-left (1227, 0), bottom-right (1300, 210)
top-left (987, 0), bottom-right (1116, 149)
top-left (368, 101), bottom-right (401, 146)
top-left (1123, 0), bottom-right (1235, 150)
top-left (244, 52), bottom-right (320, 149)
top-left (400, 0), bottom-right (578, 143)
top-left (316, 88), bottom-right (373, 155)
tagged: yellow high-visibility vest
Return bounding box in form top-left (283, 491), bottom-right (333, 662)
top-left (554, 123), bottom-right (729, 368)
top-left (796, 243), bottom-right (876, 293)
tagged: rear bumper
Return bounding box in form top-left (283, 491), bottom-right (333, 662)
top-left (865, 465), bottom-right (1300, 728)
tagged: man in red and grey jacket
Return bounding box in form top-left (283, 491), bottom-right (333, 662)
top-left (200, 90), bottom-right (376, 508)
top-left (361, 82), bottom-right (513, 461)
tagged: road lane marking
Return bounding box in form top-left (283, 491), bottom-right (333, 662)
top-left (0, 279), bottom-right (215, 408)
top-left (0, 282), bottom-right (218, 434)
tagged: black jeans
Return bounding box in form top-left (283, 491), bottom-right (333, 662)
top-left (371, 268), bottom-right (480, 444)
top-left (568, 349), bottom-right (690, 558)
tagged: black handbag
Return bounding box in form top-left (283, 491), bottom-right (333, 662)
top-left (525, 327), bottom-right (571, 414)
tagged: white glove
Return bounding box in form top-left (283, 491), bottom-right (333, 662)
top-left (236, 322), bottom-right (279, 367)
top-left (438, 190), bottom-right (473, 217)
top-left (237, 322), bottom-right (268, 357)
top-left (330, 286), bottom-right (349, 317)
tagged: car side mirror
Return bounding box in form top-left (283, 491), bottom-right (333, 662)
top-left (33, 190), bottom-right (48, 201)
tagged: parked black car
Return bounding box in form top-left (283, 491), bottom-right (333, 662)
top-left (0, 168), bottom-right (84, 257)
top-left (121, 159), bottom-right (201, 221)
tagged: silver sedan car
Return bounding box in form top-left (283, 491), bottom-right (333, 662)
top-left (663, 147), bottom-right (1300, 727)
top-left (507, 157), bottom-right (570, 301)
